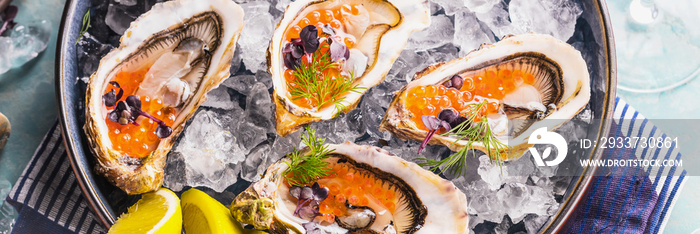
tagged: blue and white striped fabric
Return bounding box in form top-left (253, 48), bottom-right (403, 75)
top-left (610, 97), bottom-right (687, 233)
top-left (3, 97), bottom-right (687, 233)
top-left (5, 124), bottom-right (105, 234)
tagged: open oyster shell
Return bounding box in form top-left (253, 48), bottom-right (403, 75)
top-left (84, 0), bottom-right (244, 194)
top-left (269, 0), bottom-right (431, 136)
top-left (379, 34), bottom-right (591, 160)
top-left (231, 142), bottom-right (469, 233)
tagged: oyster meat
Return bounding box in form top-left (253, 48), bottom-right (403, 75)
top-left (269, 0), bottom-right (431, 136)
top-left (379, 34), bottom-right (591, 160)
top-left (231, 142), bottom-right (469, 233)
top-left (84, 0), bottom-right (244, 194)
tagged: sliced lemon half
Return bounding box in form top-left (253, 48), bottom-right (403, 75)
top-left (108, 188), bottom-right (182, 234)
top-left (182, 188), bottom-right (261, 234)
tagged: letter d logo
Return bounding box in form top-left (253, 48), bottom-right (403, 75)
top-left (528, 127), bottom-right (567, 166)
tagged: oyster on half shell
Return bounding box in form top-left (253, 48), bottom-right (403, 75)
top-left (269, 0), bottom-right (431, 136)
top-left (84, 0), bottom-right (244, 194)
top-left (231, 142), bottom-right (469, 233)
top-left (380, 34), bottom-right (591, 160)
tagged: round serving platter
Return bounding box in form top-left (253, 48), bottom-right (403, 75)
top-left (56, 0), bottom-right (616, 232)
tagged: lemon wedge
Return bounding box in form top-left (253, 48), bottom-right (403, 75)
top-left (108, 188), bottom-right (182, 234)
top-left (182, 188), bottom-right (262, 234)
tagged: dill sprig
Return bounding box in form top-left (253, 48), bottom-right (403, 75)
top-left (417, 101), bottom-right (510, 176)
top-left (288, 43), bottom-right (365, 110)
top-left (76, 10), bottom-right (90, 45)
top-left (283, 127), bottom-right (335, 187)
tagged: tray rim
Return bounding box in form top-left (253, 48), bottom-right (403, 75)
top-left (55, 0), bottom-right (617, 231)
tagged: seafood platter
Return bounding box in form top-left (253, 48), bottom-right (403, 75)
top-left (56, 0), bottom-right (616, 233)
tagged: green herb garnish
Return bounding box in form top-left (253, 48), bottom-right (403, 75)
top-left (289, 43), bottom-right (365, 111)
top-left (417, 101), bottom-right (510, 176)
top-left (76, 9), bottom-right (90, 45)
top-left (283, 127), bottom-right (335, 186)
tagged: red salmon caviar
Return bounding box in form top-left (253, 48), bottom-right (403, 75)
top-left (404, 68), bottom-right (539, 130)
top-left (311, 163), bottom-right (402, 219)
top-left (103, 64), bottom-right (178, 158)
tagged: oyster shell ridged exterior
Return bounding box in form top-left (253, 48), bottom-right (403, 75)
top-left (231, 142), bottom-right (469, 233)
top-left (379, 34), bottom-right (591, 160)
top-left (84, 0), bottom-right (244, 195)
top-left (269, 0), bottom-right (431, 136)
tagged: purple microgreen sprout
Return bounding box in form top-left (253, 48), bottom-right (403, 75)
top-left (321, 24), bottom-right (335, 36)
top-left (107, 95), bottom-right (173, 138)
top-left (0, 5), bottom-right (18, 36)
top-left (302, 221), bottom-right (325, 234)
top-left (290, 182), bottom-right (329, 221)
top-left (300, 25), bottom-right (320, 54)
top-left (102, 81), bottom-right (124, 107)
top-left (329, 36), bottom-right (349, 62)
top-left (418, 115), bottom-right (450, 154)
top-left (284, 52), bottom-right (302, 71)
top-left (443, 75), bottom-right (463, 90)
top-left (311, 182), bottom-right (329, 201)
top-left (438, 108), bottom-right (468, 129)
top-left (283, 25), bottom-right (321, 70)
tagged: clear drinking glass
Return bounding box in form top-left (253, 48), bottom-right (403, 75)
top-left (614, 0), bottom-right (700, 93)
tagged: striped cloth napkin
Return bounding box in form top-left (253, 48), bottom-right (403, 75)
top-left (4, 97), bottom-right (687, 233)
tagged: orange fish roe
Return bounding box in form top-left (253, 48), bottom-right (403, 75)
top-left (103, 65), bottom-right (177, 158)
top-left (405, 69), bottom-right (537, 131)
top-left (282, 4), bottom-right (363, 109)
top-left (303, 163), bottom-right (399, 220)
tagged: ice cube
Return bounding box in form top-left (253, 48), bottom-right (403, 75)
top-left (202, 86), bottom-right (243, 111)
top-left (115, 0), bottom-right (137, 6)
top-left (0, 180), bottom-right (10, 206)
top-left (174, 109), bottom-right (246, 164)
top-left (105, 3), bottom-right (137, 35)
top-left (466, 180), bottom-right (505, 222)
top-left (163, 151), bottom-right (187, 191)
top-left (555, 119), bottom-right (589, 146)
top-left (274, 0), bottom-right (293, 13)
top-left (453, 10), bottom-right (494, 56)
top-left (523, 214), bottom-right (550, 233)
top-left (381, 139), bottom-right (423, 163)
top-left (229, 44), bottom-right (244, 75)
top-left (223, 73), bottom-right (273, 96)
top-left (360, 90), bottom-right (391, 140)
top-left (389, 49), bottom-right (433, 82)
top-left (405, 14), bottom-right (454, 51)
top-left (508, 0), bottom-right (583, 41)
top-left (426, 43), bottom-right (460, 64)
top-left (429, 0), bottom-right (463, 15)
top-left (0, 38), bottom-right (12, 74)
top-left (494, 216), bottom-right (513, 234)
top-left (76, 32), bottom-right (115, 77)
top-left (0, 185), bottom-right (18, 234)
top-left (245, 82), bottom-right (275, 133)
top-left (463, 0), bottom-right (501, 14)
top-left (475, 0), bottom-right (520, 39)
top-left (309, 113), bottom-right (363, 144)
top-left (235, 121), bottom-right (269, 155)
top-left (477, 155), bottom-right (534, 190)
top-left (468, 214), bottom-right (483, 232)
top-left (497, 183), bottom-right (558, 223)
top-left (238, 1), bottom-right (275, 72)
top-left (269, 130), bottom-right (302, 163)
top-left (172, 109), bottom-right (246, 192)
top-left (0, 20), bottom-right (52, 74)
top-left (240, 144), bottom-right (271, 182)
